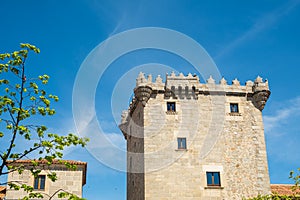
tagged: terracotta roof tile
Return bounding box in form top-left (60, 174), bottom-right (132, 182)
top-left (0, 186), bottom-right (6, 200)
top-left (271, 184), bottom-right (300, 196)
top-left (6, 159), bottom-right (87, 186)
top-left (7, 159), bottom-right (87, 166)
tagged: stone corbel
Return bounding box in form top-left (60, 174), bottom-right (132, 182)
top-left (164, 88), bottom-right (172, 98)
top-left (134, 86), bottom-right (152, 106)
top-left (252, 90), bottom-right (271, 111)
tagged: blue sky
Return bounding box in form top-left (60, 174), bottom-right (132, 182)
top-left (1, 0), bottom-right (300, 199)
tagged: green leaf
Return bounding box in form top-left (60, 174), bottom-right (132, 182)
top-left (8, 182), bottom-right (21, 190)
top-left (47, 172), bottom-right (57, 182)
top-left (7, 124), bottom-right (13, 129)
top-left (0, 43), bottom-right (89, 200)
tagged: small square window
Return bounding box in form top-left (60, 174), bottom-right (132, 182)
top-left (230, 103), bottom-right (239, 113)
top-left (34, 175), bottom-right (46, 190)
top-left (206, 172), bottom-right (221, 186)
top-left (167, 102), bottom-right (176, 112)
top-left (177, 137), bottom-right (187, 149)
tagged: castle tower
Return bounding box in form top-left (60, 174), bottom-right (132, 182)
top-left (119, 72), bottom-right (271, 199)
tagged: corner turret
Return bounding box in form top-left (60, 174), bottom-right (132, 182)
top-left (134, 72), bottom-right (153, 106)
top-left (252, 76), bottom-right (271, 111)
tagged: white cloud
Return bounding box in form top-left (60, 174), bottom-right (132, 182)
top-left (264, 97), bottom-right (300, 181)
top-left (45, 113), bottom-right (126, 171)
top-left (263, 96), bottom-right (300, 134)
top-left (86, 132), bottom-right (126, 172)
top-left (216, 0), bottom-right (300, 59)
top-left (50, 113), bottom-right (126, 168)
top-left (87, 132), bottom-right (125, 150)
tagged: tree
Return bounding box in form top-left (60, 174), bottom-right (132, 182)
top-left (0, 43), bottom-right (89, 199)
top-left (289, 168), bottom-right (300, 198)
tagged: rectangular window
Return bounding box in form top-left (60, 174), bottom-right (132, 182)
top-left (230, 103), bottom-right (239, 113)
top-left (34, 175), bottom-right (46, 190)
top-left (177, 137), bottom-right (187, 149)
top-left (167, 102), bottom-right (176, 112)
top-left (206, 172), bottom-right (221, 186)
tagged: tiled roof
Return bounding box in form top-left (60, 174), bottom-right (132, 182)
top-left (0, 186), bottom-right (6, 200)
top-left (6, 159), bottom-right (87, 165)
top-left (6, 159), bottom-right (87, 185)
top-left (271, 184), bottom-right (300, 196)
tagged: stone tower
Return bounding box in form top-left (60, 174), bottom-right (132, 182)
top-left (119, 72), bottom-right (271, 200)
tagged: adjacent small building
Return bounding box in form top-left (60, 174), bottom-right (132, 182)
top-left (0, 186), bottom-right (6, 200)
top-left (271, 184), bottom-right (300, 196)
top-left (5, 160), bottom-right (87, 200)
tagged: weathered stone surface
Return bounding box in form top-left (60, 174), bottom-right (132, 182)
top-left (120, 72), bottom-right (271, 200)
top-left (5, 161), bottom-right (86, 200)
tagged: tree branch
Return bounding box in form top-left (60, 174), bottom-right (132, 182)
top-left (0, 57), bottom-right (26, 175)
top-left (7, 105), bottom-right (16, 125)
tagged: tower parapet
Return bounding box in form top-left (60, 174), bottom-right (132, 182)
top-left (127, 72), bottom-right (270, 112)
top-left (119, 72), bottom-right (270, 139)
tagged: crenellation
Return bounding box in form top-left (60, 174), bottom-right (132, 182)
top-left (220, 77), bottom-right (227, 85)
top-left (131, 72), bottom-right (270, 112)
top-left (207, 75), bottom-right (216, 84)
top-left (135, 72), bottom-right (271, 89)
top-left (136, 72), bottom-right (147, 87)
top-left (232, 78), bottom-right (241, 86)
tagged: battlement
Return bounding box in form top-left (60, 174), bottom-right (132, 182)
top-left (119, 72), bottom-right (271, 134)
top-left (135, 72), bottom-right (270, 98)
top-left (136, 71), bottom-right (269, 93)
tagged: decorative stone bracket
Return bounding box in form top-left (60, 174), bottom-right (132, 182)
top-left (252, 76), bottom-right (271, 111)
top-left (134, 86), bottom-right (152, 106)
top-left (252, 90), bottom-right (271, 111)
top-left (119, 110), bottom-right (129, 139)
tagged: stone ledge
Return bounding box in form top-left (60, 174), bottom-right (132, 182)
top-left (175, 149), bottom-right (188, 152)
top-left (228, 112), bottom-right (242, 116)
top-left (166, 111), bottom-right (178, 115)
top-left (204, 186), bottom-right (224, 190)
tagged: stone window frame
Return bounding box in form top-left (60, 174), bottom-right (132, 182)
top-left (229, 102), bottom-right (242, 116)
top-left (203, 165), bottom-right (225, 189)
top-left (167, 102), bottom-right (176, 111)
top-left (230, 103), bottom-right (239, 113)
top-left (166, 101), bottom-right (177, 114)
top-left (206, 172), bottom-right (221, 187)
top-left (33, 174), bottom-right (46, 190)
top-left (177, 137), bottom-right (187, 150)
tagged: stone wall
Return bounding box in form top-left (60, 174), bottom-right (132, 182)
top-left (127, 102), bottom-right (145, 200)
top-left (5, 162), bottom-right (85, 200)
top-left (120, 72), bottom-right (271, 200)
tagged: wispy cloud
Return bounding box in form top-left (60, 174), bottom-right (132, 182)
top-left (264, 97), bottom-right (300, 178)
top-left (86, 131), bottom-right (126, 172)
top-left (216, 0), bottom-right (300, 59)
top-left (51, 114), bottom-right (126, 171)
top-left (264, 96), bottom-right (300, 134)
top-left (88, 0), bottom-right (143, 37)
